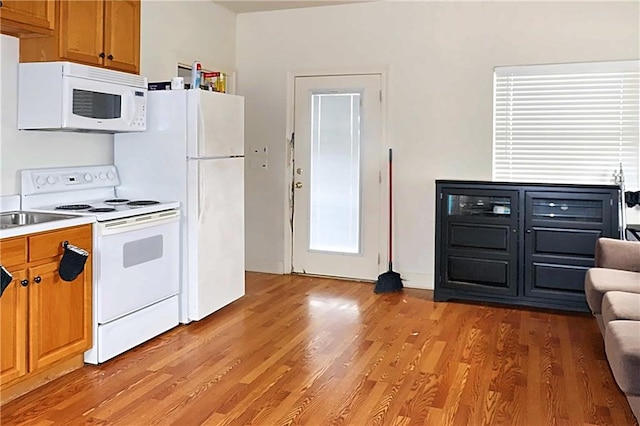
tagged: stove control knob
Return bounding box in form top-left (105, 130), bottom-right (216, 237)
top-left (99, 172), bottom-right (106, 180)
top-left (36, 176), bottom-right (46, 185)
top-left (84, 173), bottom-right (93, 182)
top-left (107, 171), bottom-right (115, 180)
top-left (47, 176), bottom-right (56, 185)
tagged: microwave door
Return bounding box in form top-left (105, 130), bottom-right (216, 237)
top-left (62, 75), bottom-right (137, 132)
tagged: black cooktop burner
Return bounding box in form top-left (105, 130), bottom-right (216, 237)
top-left (104, 198), bottom-right (130, 205)
top-left (88, 207), bottom-right (116, 213)
top-left (55, 204), bottom-right (92, 210)
top-left (127, 200), bottom-right (160, 206)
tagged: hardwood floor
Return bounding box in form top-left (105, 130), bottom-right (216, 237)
top-left (1, 272), bottom-right (636, 425)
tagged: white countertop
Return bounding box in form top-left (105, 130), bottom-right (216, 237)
top-left (0, 214), bottom-right (96, 239)
top-left (1, 195), bottom-right (96, 239)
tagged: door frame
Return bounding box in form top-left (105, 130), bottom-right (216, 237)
top-left (284, 68), bottom-right (389, 276)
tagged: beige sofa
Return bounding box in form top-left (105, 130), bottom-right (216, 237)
top-left (584, 238), bottom-right (640, 421)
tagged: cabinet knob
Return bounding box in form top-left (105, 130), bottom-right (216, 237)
top-left (0, 1), bottom-right (3, 7)
top-left (512, 229), bottom-right (517, 233)
top-left (99, 52), bottom-right (105, 58)
top-left (107, 54), bottom-right (114, 60)
top-left (526, 229), bottom-right (532, 234)
top-left (21, 279), bottom-right (28, 287)
top-left (34, 276), bottom-right (42, 284)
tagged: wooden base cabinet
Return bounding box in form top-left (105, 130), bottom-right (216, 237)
top-left (435, 181), bottom-right (620, 312)
top-left (20, 0), bottom-right (140, 74)
top-left (0, 225), bottom-right (92, 400)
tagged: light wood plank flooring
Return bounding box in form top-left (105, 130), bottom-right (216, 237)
top-left (1, 272), bottom-right (637, 425)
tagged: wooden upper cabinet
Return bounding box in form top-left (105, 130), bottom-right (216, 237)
top-left (20, 0), bottom-right (140, 74)
top-left (0, 0), bottom-right (54, 37)
top-left (58, 0), bottom-right (104, 67)
top-left (104, 0), bottom-right (140, 74)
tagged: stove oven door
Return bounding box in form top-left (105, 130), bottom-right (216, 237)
top-left (95, 211), bottom-right (180, 324)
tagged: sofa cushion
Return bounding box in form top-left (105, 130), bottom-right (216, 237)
top-left (595, 238), bottom-right (640, 272)
top-left (602, 291), bottom-right (640, 325)
top-left (584, 268), bottom-right (640, 314)
top-left (605, 321), bottom-right (640, 395)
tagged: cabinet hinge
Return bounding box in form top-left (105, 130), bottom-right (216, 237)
top-left (379, 90), bottom-right (382, 102)
top-left (379, 171), bottom-right (382, 184)
top-left (440, 193), bottom-right (443, 200)
top-left (377, 253), bottom-right (381, 265)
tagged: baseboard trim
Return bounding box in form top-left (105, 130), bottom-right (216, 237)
top-left (0, 354), bottom-right (85, 405)
top-left (401, 272), bottom-right (434, 290)
top-left (245, 259), bottom-right (285, 274)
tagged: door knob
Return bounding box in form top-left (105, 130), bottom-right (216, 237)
top-left (295, 182), bottom-right (303, 189)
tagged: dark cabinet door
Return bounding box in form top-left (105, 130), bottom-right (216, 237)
top-left (523, 191), bottom-right (612, 302)
top-left (440, 189), bottom-right (519, 296)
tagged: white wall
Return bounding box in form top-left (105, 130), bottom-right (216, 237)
top-left (0, 35), bottom-right (113, 195)
top-left (237, 1), bottom-right (640, 287)
top-left (0, 0), bottom-right (236, 196)
top-left (140, 0), bottom-right (236, 82)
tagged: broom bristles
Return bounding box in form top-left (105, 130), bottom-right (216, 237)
top-left (374, 270), bottom-right (403, 294)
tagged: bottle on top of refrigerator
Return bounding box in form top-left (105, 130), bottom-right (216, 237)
top-left (191, 61), bottom-right (201, 89)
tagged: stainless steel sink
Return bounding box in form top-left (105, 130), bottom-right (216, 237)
top-left (0, 211), bottom-right (78, 230)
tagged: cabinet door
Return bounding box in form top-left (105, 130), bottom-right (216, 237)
top-left (0, 0), bottom-right (54, 36)
top-left (0, 269), bottom-right (28, 386)
top-left (440, 189), bottom-right (520, 296)
top-left (28, 259), bottom-right (92, 371)
top-left (58, 0), bottom-right (104, 67)
top-left (523, 191), bottom-right (612, 303)
top-left (103, 0), bottom-right (140, 74)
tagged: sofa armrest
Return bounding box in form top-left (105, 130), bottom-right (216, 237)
top-left (595, 238), bottom-right (640, 272)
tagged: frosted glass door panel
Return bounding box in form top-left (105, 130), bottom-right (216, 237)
top-left (309, 93), bottom-right (361, 254)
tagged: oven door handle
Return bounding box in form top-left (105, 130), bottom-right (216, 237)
top-left (98, 210), bottom-right (180, 235)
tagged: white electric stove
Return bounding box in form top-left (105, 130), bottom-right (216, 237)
top-left (21, 165), bottom-right (181, 364)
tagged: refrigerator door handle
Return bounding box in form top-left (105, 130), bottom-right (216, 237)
top-left (198, 161), bottom-right (203, 220)
top-left (197, 101), bottom-right (206, 158)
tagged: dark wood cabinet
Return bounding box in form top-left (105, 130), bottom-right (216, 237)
top-left (439, 188), bottom-right (519, 297)
top-left (435, 181), bottom-right (620, 312)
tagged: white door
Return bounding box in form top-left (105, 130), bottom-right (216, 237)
top-left (187, 90), bottom-right (244, 158)
top-left (187, 157), bottom-right (245, 321)
top-left (292, 74), bottom-right (383, 280)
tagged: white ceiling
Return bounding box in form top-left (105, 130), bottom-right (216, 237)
top-left (215, 1), bottom-right (368, 14)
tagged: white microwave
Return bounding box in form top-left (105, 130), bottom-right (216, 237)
top-left (18, 62), bottom-right (147, 133)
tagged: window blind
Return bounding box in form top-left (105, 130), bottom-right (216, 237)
top-left (493, 60), bottom-right (640, 187)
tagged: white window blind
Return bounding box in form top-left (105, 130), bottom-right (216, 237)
top-left (493, 60), bottom-right (640, 186)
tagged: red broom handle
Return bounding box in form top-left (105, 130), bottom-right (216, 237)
top-left (388, 148), bottom-right (393, 269)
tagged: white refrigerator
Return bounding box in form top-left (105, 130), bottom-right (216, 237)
top-left (114, 89), bottom-right (245, 323)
